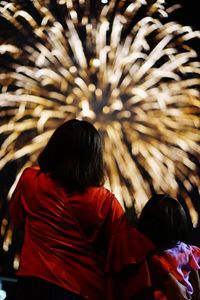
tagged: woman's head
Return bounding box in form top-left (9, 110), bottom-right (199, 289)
top-left (138, 194), bottom-right (188, 249)
top-left (38, 119), bottom-right (105, 193)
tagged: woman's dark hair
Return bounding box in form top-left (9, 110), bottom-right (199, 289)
top-left (138, 194), bottom-right (188, 249)
top-left (38, 119), bottom-right (105, 194)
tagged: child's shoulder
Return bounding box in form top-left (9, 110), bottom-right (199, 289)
top-left (166, 242), bottom-right (200, 262)
top-left (179, 242), bottom-right (200, 254)
top-left (164, 242), bottom-right (193, 257)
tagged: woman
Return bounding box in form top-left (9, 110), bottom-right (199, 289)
top-left (8, 119), bottom-right (154, 300)
top-left (8, 119), bottom-right (189, 300)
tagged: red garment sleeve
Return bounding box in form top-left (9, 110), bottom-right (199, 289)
top-left (9, 171), bottom-right (26, 229)
top-left (104, 197), bottom-right (155, 299)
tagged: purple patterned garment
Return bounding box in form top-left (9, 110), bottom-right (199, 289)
top-left (156, 242), bottom-right (200, 295)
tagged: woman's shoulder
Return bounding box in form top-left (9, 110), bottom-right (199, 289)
top-left (21, 166), bottom-right (40, 176)
top-left (22, 166), bottom-right (39, 172)
top-left (86, 185), bottom-right (114, 197)
top-left (87, 185), bottom-right (116, 199)
top-left (19, 166), bottom-right (41, 184)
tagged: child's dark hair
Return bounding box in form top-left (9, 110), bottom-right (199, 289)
top-left (138, 194), bottom-right (188, 249)
top-left (38, 119), bottom-right (105, 194)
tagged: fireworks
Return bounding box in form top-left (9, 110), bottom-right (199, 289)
top-left (0, 0), bottom-right (200, 223)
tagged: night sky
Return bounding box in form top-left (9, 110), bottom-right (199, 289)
top-left (167, 0), bottom-right (199, 55)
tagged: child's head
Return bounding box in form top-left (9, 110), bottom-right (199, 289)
top-left (138, 194), bottom-right (188, 249)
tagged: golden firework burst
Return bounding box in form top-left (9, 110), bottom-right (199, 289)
top-left (0, 0), bottom-right (200, 237)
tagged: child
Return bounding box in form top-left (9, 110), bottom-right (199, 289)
top-left (138, 194), bottom-right (200, 300)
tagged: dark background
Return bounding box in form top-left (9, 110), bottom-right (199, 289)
top-left (172, 0), bottom-right (199, 30)
top-left (167, 0), bottom-right (199, 54)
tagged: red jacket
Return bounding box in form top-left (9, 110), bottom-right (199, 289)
top-left (9, 167), bottom-right (154, 300)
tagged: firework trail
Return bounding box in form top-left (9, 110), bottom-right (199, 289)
top-left (0, 0), bottom-right (200, 261)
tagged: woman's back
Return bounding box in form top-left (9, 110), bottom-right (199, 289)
top-left (10, 167), bottom-right (125, 300)
top-left (8, 120), bottom-right (156, 300)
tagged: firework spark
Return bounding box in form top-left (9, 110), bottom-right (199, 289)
top-left (0, 0), bottom-right (200, 233)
